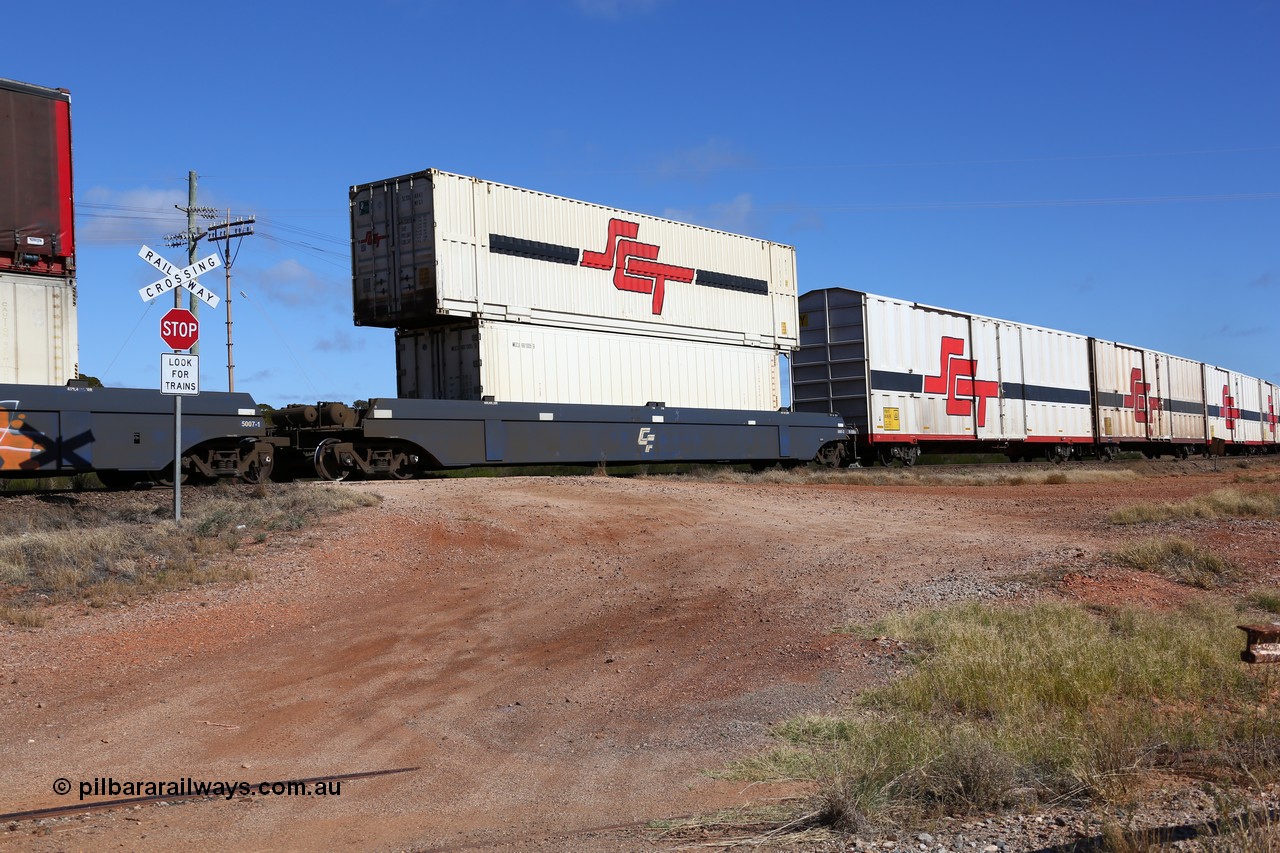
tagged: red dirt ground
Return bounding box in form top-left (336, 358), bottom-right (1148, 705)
top-left (1, 460), bottom-right (1277, 851)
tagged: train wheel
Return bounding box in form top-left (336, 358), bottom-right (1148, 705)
top-left (96, 470), bottom-right (142, 490)
top-left (902, 446), bottom-right (919, 467)
top-left (815, 442), bottom-right (847, 468)
top-left (314, 438), bottom-right (349, 482)
top-left (151, 463), bottom-right (188, 487)
top-left (877, 448), bottom-right (897, 467)
top-left (242, 454), bottom-right (275, 485)
top-left (1098, 446), bottom-right (1117, 463)
top-left (388, 452), bottom-right (416, 481)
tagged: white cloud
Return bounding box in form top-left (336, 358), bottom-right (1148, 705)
top-left (77, 186), bottom-right (188, 245)
top-left (243, 259), bottom-right (340, 308)
top-left (654, 138), bottom-right (757, 182)
top-left (665, 193), bottom-right (759, 235)
top-left (574, 0), bottom-right (665, 19)
top-left (314, 330), bottom-right (365, 353)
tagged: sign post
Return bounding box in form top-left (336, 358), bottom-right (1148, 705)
top-left (158, 308), bottom-right (200, 522)
top-left (139, 247), bottom-right (209, 522)
top-left (141, 245), bottom-right (211, 522)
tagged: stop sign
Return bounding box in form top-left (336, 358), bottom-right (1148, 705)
top-left (160, 308), bottom-right (199, 350)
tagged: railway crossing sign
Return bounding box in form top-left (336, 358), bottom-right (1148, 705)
top-left (137, 244), bottom-right (222, 308)
top-left (160, 308), bottom-right (200, 351)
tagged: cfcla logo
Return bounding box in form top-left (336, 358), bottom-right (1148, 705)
top-left (357, 230), bottom-right (387, 249)
top-left (581, 219), bottom-right (694, 314)
top-left (923, 337), bottom-right (1000, 427)
top-left (637, 427), bottom-right (656, 453)
top-left (1222, 386), bottom-right (1239, 431)
top-left (1122, 368), bottom-right (1162, 424)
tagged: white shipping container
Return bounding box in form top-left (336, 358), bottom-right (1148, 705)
top-left (1203, 365), bottom-right (1265, 446)
top-left (0, 271), bottom-right (77, 385)
top-left (1264, 381), bottom-right (1280, 446)
top-left (352, 169), bottom-right (798, 349)
top-left (1232, 370), bottom-right (1263, 446)
top-left (794, 288), bottom-right (1093, 447)
top-left (396, 320), bottom-right (781, 411)
top-left (1091, 340), bottom-right (1206, 444)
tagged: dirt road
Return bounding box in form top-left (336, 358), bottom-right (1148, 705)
top-left (2, 464), bottom-right (1276, 850)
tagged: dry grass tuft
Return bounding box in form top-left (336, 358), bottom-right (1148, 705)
top-left (1111, 537), bottom-right (1238, 588)
top-left (1248, 589), bottom-right (1280, 615)
top-left (0, 605), bottom-right (47, 627)
top-left (728, 600), bottom-right (1280, 831)
top-left (662, 465), bottom-right (1142, 488)
top-left (0, 484), bottom-right (380, 617)
top-left (1109, 488), bottom-right (1280, 525)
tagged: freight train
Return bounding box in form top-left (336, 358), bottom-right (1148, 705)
top-left (0, 153), bottom-right (1271, 484)
top-left (0, 296), bottom-right (1273, 484)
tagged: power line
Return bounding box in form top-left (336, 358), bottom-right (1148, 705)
top-left (765, 191), bottom-right (1280, 213)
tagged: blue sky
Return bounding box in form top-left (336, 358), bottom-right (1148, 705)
top-left (8, 0), bottom-right (1278, 406)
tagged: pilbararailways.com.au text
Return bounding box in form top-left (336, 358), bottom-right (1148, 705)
top-left (55, 777), bottom-right (342, 801)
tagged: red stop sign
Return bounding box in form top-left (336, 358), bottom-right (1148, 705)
top-left (160, 308), bottom-right (199, 350)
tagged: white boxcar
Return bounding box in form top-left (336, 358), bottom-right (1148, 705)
top-left (396, 320), bottom-right (782, 410)
top-left (794, 288), bottom-right (1093, 462)
top-left (1203, 365), bottom-right (1268, 448)
top-left (351, 169), bottom-right (798, 350)
top-left (0, 271), bottom-right (77, 385)
top-left (1264, 380), bottom-right (1280, 447)
top-left (1091, 340), bottom-right (1206, 454)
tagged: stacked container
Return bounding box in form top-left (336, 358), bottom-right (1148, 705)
top-left (351, 169), bottom-right (798, 410)
top-left (0, 78), bottom-right (78, 385)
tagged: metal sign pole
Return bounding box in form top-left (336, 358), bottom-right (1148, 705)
top-left (174, 392), bottom-right (182, 522)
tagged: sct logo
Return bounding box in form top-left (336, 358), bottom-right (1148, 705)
top-left (581, 219), bottom-right (694, 315)
top-left (1121, 368), bottom-right (1162, 424)
top-left (1266, 395), bottom-right (1278, 437)
top-left (637, 427), bottom-right (656, 453)
top-left (1221, 386), bottom-right (1239, 431)
top-left (923, 337), bottom-right (999, 427)
top-left (357, 230), bottom-right (387, 249)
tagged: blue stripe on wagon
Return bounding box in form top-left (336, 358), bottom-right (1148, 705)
top-left (1002, 383), bottom-right (1091, 406)
top-left (869, 370), bottom-right (924, 393)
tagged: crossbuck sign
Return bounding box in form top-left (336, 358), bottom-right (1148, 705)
top-left (137, 245), bottom-right (222, 308)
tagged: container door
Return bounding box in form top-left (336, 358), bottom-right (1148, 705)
top-left (1144, 350), bottom-right (1170, 441)
top-left (969, 317), bottom-right (1016, 441)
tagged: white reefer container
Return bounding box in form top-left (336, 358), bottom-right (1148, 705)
top-left (1202, 365), bottom-right (1268, 447)
top-left (793, 288), bottom-right (1093, 455)
top-left (396, 320), bottom-right (782, 410)
top-left (1264, 380), bottom-right (1280, 447)
top-left (0, 271), bottom-right (77, 385)
top-left (352, 169), bottom-right (798, 349)
top-left (1091, 340), bottom-right (1206, 448)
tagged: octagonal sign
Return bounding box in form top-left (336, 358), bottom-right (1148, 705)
top-left (160, 308), bottom-right (199, 351)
